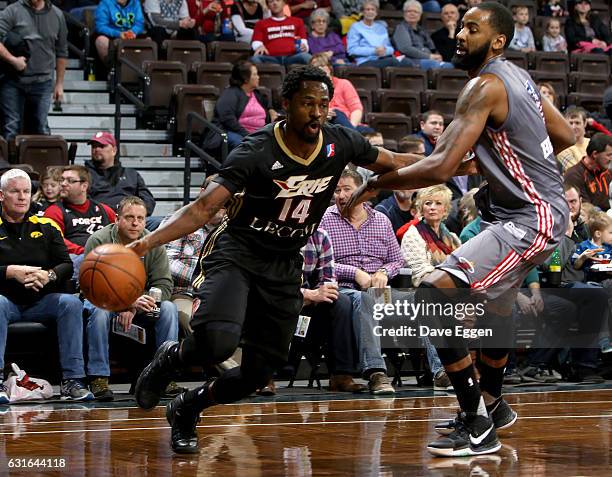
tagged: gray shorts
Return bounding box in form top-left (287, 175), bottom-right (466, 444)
top-left (438, 221), bottom-right (555, 299)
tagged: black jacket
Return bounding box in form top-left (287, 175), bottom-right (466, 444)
top-left (205, 86), bottom-right (271, 149)
top-left (431, 26), bottom-right (458, 63)
top-left (565, 14), bottom-right (612, 51)
top-left (85, 160), bottom-right (156, 216)
top-left (0, 213), bottom-right (73, 305)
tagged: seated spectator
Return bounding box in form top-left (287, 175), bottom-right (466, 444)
top-left (309, 54), bottom-right (372, 133)
top-left (320, 168), bottom-right (402, 395)
top-left (187, 0), bottom-right (235, 43)
top-left (0, 169), bottom-right (93, 402)
top-left (457, 187), bottom-right (480, 243)
top-left (399, 185), bottom-right (459, 389)
top-left (392, 0), bottom-right (453, 70)
top-left (144, 0), bottom-right (197, 51)
top-left (308, 9), bottom-right (347, 64)
top-left (84, 132), bottom-right (157, 226)
top-left (564, 133), bottom-right (612, 212)
top-left (347, 0), bottom-right (413, 68)
top-left (204, 61), bottom-right (276, 151)
top-left (84, 197), bottom-right (179, 401)
top-left (573, 212), bottom-right (612, 282)
top-left (565, 183), bottom-right (590, 245)
top-left (416, 110), bottom-right (444, 156)
top-left (542, 17), bottom-right (567, 52)
top-left (289, 0), bottom-right (331, 20)
top-left (538, 82), bottom-right (559, 109)
top-left (508, 5), bottom-right (535, 52)
top-left (95, 0), bottom-right (146, 64)
top-left (231, 0), bottom-right (269, 44)
top-left (251, 0), bottom-right (311, 65)
top-left (541, 0), bottom-right (566, 17)
top-left (431, 2), bottom-right (460, 62)
top-left (331, 0), bottom-right (361, 35)
top-left (44, 165), bottom-right (116, 282)
top-left (31, 166), bottom-right (62, 216)
top-left (398, 134), bottom-right (425, 154)
top-left (375, 188), bottom-right (417, 235)
top-left (556, 106), bottom-right (590, 172)
top-left (565, 0), bottom-right (611, 54)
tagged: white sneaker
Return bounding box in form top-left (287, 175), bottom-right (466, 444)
top-left (0, 383), bottom-right (9, 404)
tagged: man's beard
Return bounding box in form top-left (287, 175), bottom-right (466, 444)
top-left (452, 41), bottom-right (491, 71)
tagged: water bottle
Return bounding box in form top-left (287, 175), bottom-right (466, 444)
top-left (87, 60), bottom-right (96, 82)
top-left (146, 287), bottom-right (162, 320)
top-left (295, 37), bottom-right (301, 54)
top-left (547, 248), bottom-right (562, 287)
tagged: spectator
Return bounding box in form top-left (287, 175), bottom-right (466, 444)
top-left (84, 196), bottom-right (179, 401)
top-left (393, 0), bottom-right (453, 70)
top-left (0, 0), bottom-right (67, 140)
top-left (431, 3), bottom-right (460, 62)
top-left (398, 134), bottom-right (425, 154)
top-left (95, 0), bottom-right (146, 64)
top-left (457, 187), bottom-right (480, 243)
top-left (565, 0), bottom-right (611, 54)
top-left (565, 183), bottom-right (590, 245)
top-left (538, 82), bottom-right (559, 109)
top-left (375, 188), bottom-right (417, 234)
top-left (31, 166), bottom-right (62, 216)
top-left (508, 5), bottom-right (535, 52)
top-left (416, 110), bottom-right (444, 156)
top-left (541, 0), bottom-right (566, 17)
top-left (204, 61), bottom-right (276, 151)
top-left (188, 0), bottom-right (235, 43)
top-left (331, 0), bottom-right (361, 35)
top-left (309, 54), bottom-right (372, 133)
top-left (347, 0), bottom-right (413, 68)
top-left (556, 106), bottom-right (590, 172)
top-left (0, 169), bottom-right (93, 402)
top-left (320, 168), bottom-right (401, 395)
top-left (231, 0), bottom-right (269, 44)
top-left (251, 0), bottom-right (311, 65)
top-left (573, 211), bottom-right (612, 281)
top-left (418, 0), bottom-right (440, 13)
top-left (144, 0), bottom-right (198, 51)
top-left (44, 165), bottom-right (116, 281)
top-left (84, 132), bottom-right (157, 220)
top-left (307, 9), bottom-right (347, 64)
top-left (564, 133), bottom-right (612, 212)
top-left (288, 0), bottom-right (331, 20)
top-left (399, 185), bottom-right (459, 389)
top-left (542, 17), bottom-right (567, 52)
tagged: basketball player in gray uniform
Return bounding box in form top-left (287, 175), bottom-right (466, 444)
top-left (347, 2), bottom-right (575, 457)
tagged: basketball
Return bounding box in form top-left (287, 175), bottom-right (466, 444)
top-left (79, 243), bottom-right (146, 312)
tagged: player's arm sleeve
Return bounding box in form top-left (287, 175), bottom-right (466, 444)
top-left (213, 143), bottom-right (258, 194)
top-left (342, 127), bottom-right (379, 167)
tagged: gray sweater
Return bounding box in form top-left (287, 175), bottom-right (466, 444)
top-left (0, 0), bottom-right (68, 83)
top-left (392, 21), bottom-right (436, 60)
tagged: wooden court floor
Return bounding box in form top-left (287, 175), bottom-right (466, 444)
top-left (0, 386), bottom-right (611, 476)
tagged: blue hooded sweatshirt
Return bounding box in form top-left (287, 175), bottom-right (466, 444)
top-left (95, 0), bottom-right (145, 38)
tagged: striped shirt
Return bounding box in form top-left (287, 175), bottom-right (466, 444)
top-left (302, 228), bottom-right (335, 289)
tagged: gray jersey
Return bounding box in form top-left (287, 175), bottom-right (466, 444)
top-left (473, 57), bottom-right (569, 260)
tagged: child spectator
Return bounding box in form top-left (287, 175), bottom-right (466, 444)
top-left (31, 166), bottom-right (62, 215)
top-left (95, 0), bottom-right (146, 64)
top-left (543, 17), bottom-right (567, 52)
top-left (572, 212), bottom-right (612, 282)
top-left (508, 5), bottom-right (535, 52)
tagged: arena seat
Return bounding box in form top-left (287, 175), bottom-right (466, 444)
top-left (422, 12), bottom-right (442, 33)
top-left (569, 72), bottom-right (610, 94)
top-left (116, 39), bottom-right (158, 84)
top-left (385, 67), bottom-right (427, 92)
top-left (143, 61), bottom-right (188, 108)
top-left (193, 61), bottom-right (232, 90)
top-left (356, 88), bottom-right (373, 115)
top-left (432, 69), bottom-right (469, 93)
top-left (342, 67), bottom-right (382, 90)
top-left (504, 49), bottom-right (528, 69)
top-left (209, 41), bottom-right (252, 63)
top-left (366, 113), bottom-right (412, 142)
top-left (529, 71), bottom-right (568, 96)
top-left (423, 91), bottom-right (457, 122)
top-left (15, 135), bottom-right (68, 177)
top-left (567, 93), bottom-right (605, 114)
top-left (533, 51), bottom-right (569, 73)
top-left (0, 136), bottom-right (7, 163)
top-left (163, 40), bottom-right (206, 71)
top-left (570, 53), bottom-right (610, 76)
top-left (378, 89), bottom-right (421, 116)
top-left (170, 84), bottom-right (220, 135)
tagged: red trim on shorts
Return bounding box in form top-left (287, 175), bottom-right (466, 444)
top-left (472, 249), bottom-right (521, 290)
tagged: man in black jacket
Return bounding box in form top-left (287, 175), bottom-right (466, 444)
top-left (0, 169), bottom-right (93, 402)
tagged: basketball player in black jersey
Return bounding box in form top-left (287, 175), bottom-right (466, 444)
top-left (127, 66), bottom-right (475, 454)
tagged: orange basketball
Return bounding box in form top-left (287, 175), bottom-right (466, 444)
top-left (80, 244), bottom-right (146, 312)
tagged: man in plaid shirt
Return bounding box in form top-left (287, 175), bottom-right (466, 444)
top-left (300, 227), bottom-right (366, 393)
top-left (320, 168), bottom-right (405, 394)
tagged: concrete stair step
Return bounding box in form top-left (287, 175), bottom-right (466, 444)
top-left (65, 69), bottom-right (85, 81)
top-left (52, 129), bottom-right (169, 142)
top-left (62, 92), bottom-right (110, 104)
top-left (150, 187), bottom-right (201, 200)
top-left (138, 170), bottom-right (206, 186)
top-left (49, 116), bottom-right (136, 130)
top-left (153, 201), bottom-right (185, 216)
top-left (50, 104), bottom-right (136, 115)
top-left (64, 81), bottom-right (109, 92)
top-left (75, 142), bottom-right (174, 157)
top-left (67, 59), bottom-right (82, 69)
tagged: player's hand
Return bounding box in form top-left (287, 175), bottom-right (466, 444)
top-left (127, 237), bottom-right (150, 257)
top-left (370, 271), bottom-right (388, 289)
top-left (133, 295), bottom-right (155, 312)
top-left (7, 265), bottom-right (42, 285)
top-left (355, 269), bottom-right (372, 290)
top-left (117, 310), bottom-right (135, 332)
top-left (341, 179), bottom-right (379, 218)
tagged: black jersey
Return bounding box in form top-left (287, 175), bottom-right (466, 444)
top-left (213, 121), bottom-right (379, 254)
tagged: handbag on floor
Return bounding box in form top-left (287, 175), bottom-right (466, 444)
top-left (5, 363), bottom-right (53, 402)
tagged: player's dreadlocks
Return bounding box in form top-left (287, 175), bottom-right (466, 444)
top-left (281, 65), bottom-right (334, 101)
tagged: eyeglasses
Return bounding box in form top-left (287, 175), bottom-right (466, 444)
top-left (312, 19), bottom-right (327, 23)
top-left (61, 179), bottom-right (85, 184)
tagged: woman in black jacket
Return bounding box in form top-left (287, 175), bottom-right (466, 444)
top-left (565, 0), bottom-right (611, 53)
top-left (205, 61), bottom-right (277, 150)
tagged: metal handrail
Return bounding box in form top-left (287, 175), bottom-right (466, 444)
top-left (63, 12), bottom-right (90, 71)
top-left (183, 112), bottom-right (227, 205)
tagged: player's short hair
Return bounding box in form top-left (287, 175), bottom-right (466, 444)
top-left (420, 110), bottom-right (444, 123)
top-left (0, 169), bottom-right (31, 191)
top-left (476, 2), bottom-right (515, 48)
top-left (63, 164), bottom-right (91, 184)
top-left (587, 133), bottom-right (612, 156)
top-left (340, 167), bottom-right (364, 186)
top-left (398, 135), bottom-right (424, 154)
top-left (415, 184), bottom-right (453, 219)
top-left (118, 196), bottom-right (146, 216)
top-left (564, 106), bottom-right (587, 122)
top-left (281, 65), bottom-right (334, 101)
top-left (588, 211), bottom-right (612, 236)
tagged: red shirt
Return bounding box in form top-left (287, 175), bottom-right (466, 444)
top-left (287, 0), bottom-right (330, 19)
top-left (188, 0), bottom-right (234, 35)
top-left (252, 16), bottom-right (306, 56)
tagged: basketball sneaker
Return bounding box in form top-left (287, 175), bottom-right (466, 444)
top-left (166, 392), bottom-right (201, 454)
top-left (135, 341), bottom-right (179, 410)
top-left (428, 412), bottom-right (501, 457)
top-left (0, 382), bottom-right (9, 405)
top-left (435, 397), bottom-right (517, 435)
top-left (60, 379), bottom-right (94, 401)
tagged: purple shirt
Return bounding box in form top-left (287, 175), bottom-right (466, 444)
top-left (307, 32), bottom-right (347, 62)
top-left (320, 204), bottom-right (404, 289)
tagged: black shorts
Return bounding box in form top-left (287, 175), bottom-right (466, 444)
top-left (191, 230), bottom-right (304, 364)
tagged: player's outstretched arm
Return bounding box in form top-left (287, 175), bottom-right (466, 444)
top-left (541, 95), bottom-right (575, 155)
top-left (128, 183), bottom-right (232, 256)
